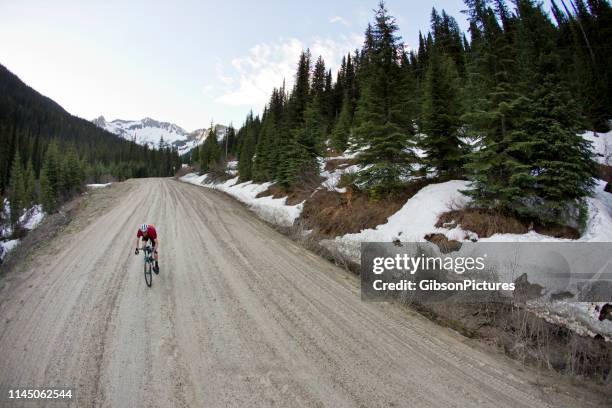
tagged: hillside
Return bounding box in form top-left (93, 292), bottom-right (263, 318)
top-left (0, 63), bottom-right (179, 195)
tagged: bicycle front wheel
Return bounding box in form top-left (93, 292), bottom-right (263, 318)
top-left (144, 260), bottom-right (152, 287)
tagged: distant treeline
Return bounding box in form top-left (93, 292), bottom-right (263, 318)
top-left (219, 0), bottom-right (610, 227)
top-left (0, 63), bottom-right (180, 220)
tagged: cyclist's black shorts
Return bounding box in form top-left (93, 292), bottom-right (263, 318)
top-left (144, 237), bottom-right (158, 254)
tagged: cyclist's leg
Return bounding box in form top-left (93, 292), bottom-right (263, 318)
top-left (151, 238), bottom-right (159, 271)
top-left (151, 238), bottom-right (159, 261)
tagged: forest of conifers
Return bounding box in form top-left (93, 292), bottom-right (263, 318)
top-left (0, 63), bottom-right (180, 221)
top-left (199, 0), bottom-right (611, 227)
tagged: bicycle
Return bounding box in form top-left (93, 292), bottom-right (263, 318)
top-left (139, 244), bottom-right (154, 287)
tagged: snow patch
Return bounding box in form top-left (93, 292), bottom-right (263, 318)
top-left (581, 129), bottom-right (612, 165)
top-left (20, 205), bottom-right (45, 230)
top-left (86, 183), bottom-right (112, 188)
top-left (0, 239), bottom-right (20, 261)
top-left (319, 157), bottom-right (360, 192)
top-left (180, 173), bottom-right (303, 227)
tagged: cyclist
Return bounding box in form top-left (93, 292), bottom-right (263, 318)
top-left (135, 223), bottom-right (160, 274)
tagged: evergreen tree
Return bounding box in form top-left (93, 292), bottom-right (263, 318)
top-left (8, 151), bottom-right (26, 227)
top-left (39, 164), bottom-right (54, 213)
top-left (237, 113), bottom-right (260, 181)
top-left (39, 141), bottom-right (61, 213)
top-left (331, 91), bottom-right (353, 151)
top-left (63, 147), bottom-right (83, 194)
top-left (23, 159), bottom-right (35, 206)
top-left (352, 1), bottom-right (417, 196)
top-left (463, 0), bottom-right (598, 225)
top-left (420, 49), bottom-right (464, 179)
top-left (280, 96), bottom-right (325, 187)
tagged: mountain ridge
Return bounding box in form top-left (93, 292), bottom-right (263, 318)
top-left (92, 116), bottom-right (228, 154)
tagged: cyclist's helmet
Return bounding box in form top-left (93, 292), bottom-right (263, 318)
top-left (140, 224), bottom-right (148, 233)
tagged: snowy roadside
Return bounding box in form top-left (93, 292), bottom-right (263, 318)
top-left (180, 173), bottom-right (303, 227)
top-left (325, 179), bottom-right (612, 262)
top-left (86, 183), bottom-right (112, 188)
top-left (180, 131), bottom-right (612, 338)
top-left (324, 130), bottom-right (612, 261)
top-left (1, 203), bottom-right (46, 263)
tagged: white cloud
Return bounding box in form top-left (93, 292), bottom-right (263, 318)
top-left (215, 34), bottom-right (362, 112)
top-left (202, 84), bottom-right (214, 94)
top-left (329, 16), bottom-right (350, 26)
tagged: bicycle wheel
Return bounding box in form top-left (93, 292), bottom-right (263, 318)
top-left (144, 259), bottom-right (152, 287)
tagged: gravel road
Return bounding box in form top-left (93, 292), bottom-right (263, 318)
top-left (0, 178), bottom-right (602, 407)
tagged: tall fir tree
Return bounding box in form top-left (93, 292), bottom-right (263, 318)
top-left (352, 1), bottom-right (417, 196)
top-left (23, 158), bottom-right (35, 206)
top-left (331, 91), bottom-right (353, 151)
top-left (39, 141), bottom-right (61, 213)
top-left (420, 50), bottom-right (464, 179)
top-left (463, 0), bottom-right (598, 225)
top-left (8, 150), bottom-right (26, 227)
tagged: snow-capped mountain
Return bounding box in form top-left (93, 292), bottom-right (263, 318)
top-left (93, 116), bottom-right (189, 146)
top-left (175, 124), bottom-right (229, 155)
top-left (92, 116), bottom-right (228, 155)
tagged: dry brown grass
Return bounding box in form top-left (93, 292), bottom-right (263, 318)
top-left (255, 173), bottom-right (324, 206)
top-left (409, 298), bottom-right (612, 385)
top-left (300, 179), bottom-right (430, 237)
top-left (174, 166), bottom-right (193, 178)
top-left (436, 208), bottom-right (580, 239)
top-left (255, 184), bottom-right (317, 206)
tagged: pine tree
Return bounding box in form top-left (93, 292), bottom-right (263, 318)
top-left (463, 0), bottom-right (598, 225)
top-left (64, 147), bottom-right (82, 194)
top-left (8, 151), bottom-right (26, 227)
top-left (23, 159), bottom-right (35, 206)
top-left (39, 141), bottom-right (61, 213)
top-left (331, 91), bottom-right (353, 151)
top-left (288, 96), bottom-right (325, 184)
top-left (237, 113), bottom-right (260, 181)
top-left (39, 164), bottom-right (54, 213)
top-left (420, 49), bottom-right (464, 179)
top-left (352, 1), bottom-right (417, 196)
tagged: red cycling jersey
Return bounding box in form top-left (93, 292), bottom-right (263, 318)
top-left (137, 225), bottom-right (157, 240)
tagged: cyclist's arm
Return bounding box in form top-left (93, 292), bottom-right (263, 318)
top-left (154, 237), bottom-right (159, 252)
top-left (135, 236), bottom-right (141, 250)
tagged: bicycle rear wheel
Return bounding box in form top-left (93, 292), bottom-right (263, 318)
top-left (144, 260), bottom-right (152, 287)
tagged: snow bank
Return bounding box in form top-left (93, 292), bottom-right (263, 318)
top-left (180, 173), bottom-right (303, 227)
top-left (326, 180), bottom-right (471, 261)
top-left (528, 300), bottom-right (612, 340)
top-left (20, 205), bottom-right (45, 230)
top-left (330, 177), bottom-right (612, 261)
top-left (86, 183), bottom-right (112, 188)
top-left (480, 179), bottom-right (612, 243)
top-left (319, 158), bottom-right (359, 193)
top-left (0, 239), bottom-right (20, 262)
top-left (581, 129), bottom-right (612, 165)
top-left (1, 203), bottom-right (46, 238)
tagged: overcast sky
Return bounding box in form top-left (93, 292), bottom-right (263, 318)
top-left (2, 1), bottom-right (479, 130)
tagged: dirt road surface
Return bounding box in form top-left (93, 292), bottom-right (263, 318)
top-left (0, 179), bottom-right (604, 407)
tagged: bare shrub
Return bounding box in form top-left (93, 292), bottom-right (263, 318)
top-left (301, 178), bottom-right (430, 237)
top-left (599, 164), bottom-right (612, 184)
top-left (174, 165), bottom-right (193, 178)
